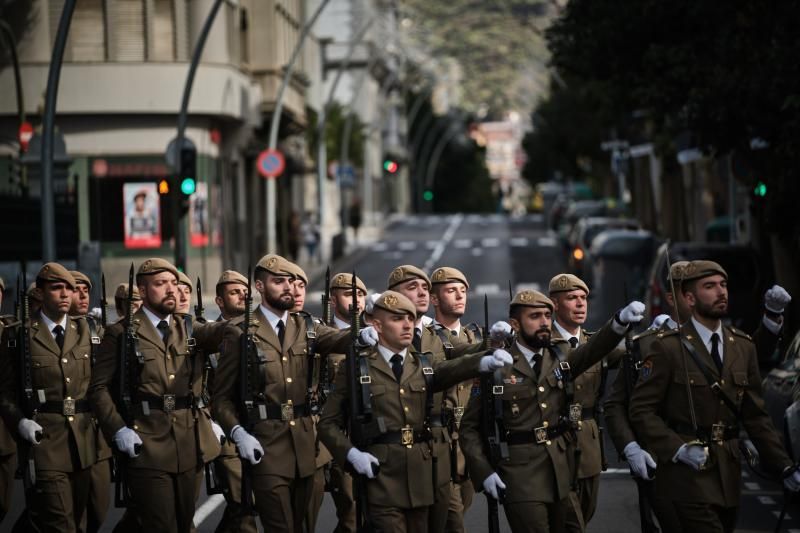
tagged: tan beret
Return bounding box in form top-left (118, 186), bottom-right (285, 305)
top-left (668, 261), bottom-right (691, 284)
top-left (27, 282), bottom-right (42, 302)
top-left (216, 270), bottom-right (248, 289)
top-left (373, 290), bottom-right (417, 318)
top-left (37, 262), bottom-right (76, 289)
top-left (69, 271), bottom-right (92, 290)
top-left (177, 271), bottom-right (192, 289)
top-left (137, 258), bottom-right (179, 279)
top-left (284, 262), bottom-right (308, 285)
top-left (114, 283), bottom-right (141, 301)
top-left (682, 260), bottom-right (728, 282)
top-left (430, 266), bottom-right (469, 289)
top-left (331, 273), bottom-right (367, 294)
top-left (255, 254), bottom-right (296, 278)
top-left (548, 273), bottom-right (589, 296)
top-left (511, 289), bottom-right (554, 312)
top-left (387, 265), bottom-right (431, 290)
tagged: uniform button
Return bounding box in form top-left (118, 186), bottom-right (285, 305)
top-left (458, 385), bottom-right (464, 391)
top-left (84, 354), bottom-right (89, 359)
top-left (404, 406), bottom-right (409, 412)
top-left (65, 377), bottom-right (71, 383)
top-left (286, 377), bottom-right (293, 383)
top-left (545, 440), bottom-right (551, 446)
top-left (169, 374), bottom-right (175, 380)
top-left (689, 380), bottom-right (694, 384)
top-left (541, 403), bottom-right (547, 409)
top-left (543, 421), bottom-right (549, 428)
top-left (399, 388), bottom-right (404, 394)
top-left (133, 425), bottom-right (139, 430)
top-left (289, 420), bottom-right (296, 426)
top-left (166, 355), bottom-right (171, 360)
top-left (577, 421), bottom-right (583, 429)
top-left (576, 385), bottom-right (582, 390)
top-left (173, 417), bottom-right (177, 422)
top-left (282, 356), bottom-right (288, 362)
top-left (68, 416), bottom-right (74, 422)
top-left (720, 379), bottom-right (725, 385)
top-left (538, 386), bottom-right (545, 392)
top-left (62, 358), bottom-right (68, 364)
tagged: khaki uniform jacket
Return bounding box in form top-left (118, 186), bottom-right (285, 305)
top-left (318, 345), bottom-right (484, 509)
top-left (0, 318), bottom-right (17, 457)
top-left (89, 309), bottom-right (226, 474)
top-left (629, 322), bottom-right (791, 507)
top-left (0, 313), bottom-right (99, 471)
top-left (212, 307), bottom-right (350, 479)
top-left (460, 320), bottom-right (623, 505)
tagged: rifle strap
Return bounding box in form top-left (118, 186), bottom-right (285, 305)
top-left (184, 315), bottom-right (200, 398)
top-left (358, 354), bottom-right (373, 416)
top-left (465, 322), bottom-right (483, 345)
top-left (417, 352), bottom-right (435, 426)
top-left (433, 328), bottom-right (455, 360)
top-left (680, 337), bottom-right (742, 420)
top-left (549, 342), bottom-right (575, 412)
top-left (299, 313), bottom-right (320, 392)
top-left (86, 316), bottom-right (101, 367)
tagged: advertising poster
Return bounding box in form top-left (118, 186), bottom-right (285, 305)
top-left (190, 182), bottom-right (209, 247)
top-left (123, 182), bottom-right (161, 248)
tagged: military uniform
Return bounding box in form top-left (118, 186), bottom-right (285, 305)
top-left (0, 264), bottom-right (100, 532)
top-left (318, 291), bottom-right (488, 533)
top-left (0, 310), bottom-right (17, 526)
top-left (460, 290), bottom-right (627, 533)
top-left (89, 259), bottom-right (225, 533)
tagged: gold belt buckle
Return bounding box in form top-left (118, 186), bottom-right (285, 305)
top-left (163, 394), bottom-right (176, 414)
top-left (401, 425), bottom-right (414, 447)
top-left (454, 407), bottom-right (465, 423)
top-left (63, 397), bottom-right (75, 416)
top-left (281, 401), bottom-right (294, 421)
top-left (569, 403), bottom-right (582, 423)
top-left (534, 426), bottom-right (548, 444)
top-left (711, 423), bottom-right (725, 444)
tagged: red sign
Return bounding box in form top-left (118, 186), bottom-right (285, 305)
top-left (257, 149), bottom-right (285, 179)
top-left (18, 122), bottom-right (33, 153)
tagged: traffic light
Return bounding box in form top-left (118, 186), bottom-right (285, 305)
top-left (753, 181), bottom-right (767, 197)
top-left (383, 157), bottom-right (399, 174)
top-left (158, 179), bottom-right (170, 195)
top-left (423, 189), bottom-right (434, 202)
top-left (177, 146), bottom-right (197, 216)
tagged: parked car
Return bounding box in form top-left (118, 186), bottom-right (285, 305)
top-left (583, 229), bottom-right (660, 331)
top-left (566, 217), bottom-right (641, 278)
top-left (643, 241), bottom-right (772, 334)
top-left (555, 198), bottom-right (627, 243)
top-left (762, 330), bottom-right (800, 450)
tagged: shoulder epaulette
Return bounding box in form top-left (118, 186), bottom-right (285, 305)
top-left (726, 326), bottom-right (752, 341)
top-left (632, 328), bottom-right (660, 342)
top-left (655, 329), bottom-right (680, 339)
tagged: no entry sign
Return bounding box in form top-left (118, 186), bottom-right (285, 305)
top-left (257, 149), bottom-right (285, 179)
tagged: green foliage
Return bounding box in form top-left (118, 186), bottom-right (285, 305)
top-left (305, 102), bottom-right (365, 168)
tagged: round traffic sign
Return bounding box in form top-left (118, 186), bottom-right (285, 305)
top-left (257, 149), bottom-right (285, 179)
top-left (18, 121), bottom-right (34, 153)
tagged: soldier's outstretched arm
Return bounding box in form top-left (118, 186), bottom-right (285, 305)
top-left (193, 318), bottom-right (228, 352)
top-left (313, 322), bottom-right (353, 355)
top-left (430, 351), bottom-right (485, 392)
top-left (567, 318), bottom-right (628, 376)
top-left (317, 366), bottom-right (351, 466)
top-left (88, 322), bottom-right (127, 442)
top-left (459, 393), bottom-right (494, 492)
top-left (211, 322), bottom-right (244, 436)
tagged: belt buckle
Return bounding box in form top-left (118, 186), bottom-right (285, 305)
top-left (359, 375), bottom-right (372, 384)
top-left (281, 402), bottom-right (294, 421)
top-left (492, 385), bottom-right (504, 395)
top-left (569, 403), bottom-right (582, 423)
top-left (454, 406), bottom-right (465, 423)
top-left (63, 397), bottom-right (75, 416)
top-left (534, 426), bottom-right (548, 444)
top-left (163, 394), bottom-right (176, 414)
top-left (401, 425), bottom-right (414, 447)
top-left (711, 423), bottom-right (725, 444)
top-left (559, 361), bottom-right (571, 372)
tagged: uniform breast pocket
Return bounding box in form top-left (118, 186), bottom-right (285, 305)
top-left (673, 371), bottom-right (706, 388)
top-left (501, 385), bottom-right (532, 402)
top-left (732, 371), bottom-right (750, 404)
top-left (31, 356), bottom-right (60, 390)
top-left (138, 354), bottom-right (162, 385)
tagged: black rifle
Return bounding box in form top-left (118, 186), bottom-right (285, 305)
top-left (114, 264), bottom-right (142, 507)
top-left (238, 268), bottom-right (260, 515)
top-left (481, 295), bottom-right (505, 533)
top-left (194, 277), bottom-right (205, 322)
top-left (321, 266), bottom-right (332, 325)
top-left (100, 273), bottom-right (108, 328)
top-left (15, 272), bottom-right (41, 495)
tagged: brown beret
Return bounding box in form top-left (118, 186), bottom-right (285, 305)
top-left (430, 266), bottom-right (469, 289)
top-left (373, 290), bottom-right (417, 318)
top-left (284, 262), bottom-right (308, 285)
top-left (37, 262), bottom-right (76, 289)
top-left (387, 265), bottom-right (431, 290)
top-left (114, 283), bottom-right (141, 301)
top-left (682, 260), bottom-right (728, 282)
top-left (331, 273), bottom-right (367, 294)
top-left (668, 261), bottom-right (691, 284)
top-left (548, 273), bottom-right (589, 296)
top-left (216, 270), bottom-right (248, 289)
top-left (137, 258), bottom-right (179, 280)
top-left (511, 289), bottom-right (554, 312)
top-left (177, 271), bottom-right (192, 289)
top-left (69, 271), bottom-right (92, 290)
top-left (27, 282), bottom-right (42, 302)
top-left (255, 254), bottom-right (296, 278)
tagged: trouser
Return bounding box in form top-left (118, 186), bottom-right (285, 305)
top-left (445, 478), bottom-right (474, 533)
top-left (127, 467), bottom-right (200, 533)
top-left (563, 474), bottom-right (599, 532)
top-left (214, 452), bottom-right (258, 533)
top-left (504, 499), bottom-right (568, 533)
top-left (669, 501), bottom-right (738, 533)
top-left (22, 467), bottom-right (92, 533)
top-left (427, 481), bottom-right (452, 532)
top-left (306, 466), bottom-right (326, 532)
top-left (330, 462), bottom-right (356, 533)
top-left (0, 452), bottom-right (15, 524)
top-left (85, 458), bottom-right (111, 532)
top-left (253, 471), bottom-right (313, 533)
top-left (370, 504), bottom-right (429, 533)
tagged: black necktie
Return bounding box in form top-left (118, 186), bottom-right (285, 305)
top-left (53, 325), bottom-right (64, 351)
top-left (157, 320), bottom-right (170, 347)
top-left (413, 329), bottom-right (422, 352)
top-left (277, 320), bottom-right (286, 346)
top-left (532, 352), bottom-right (542, 378)
top-left (390, 354), bottom-right (403, 383)
top-left (569, 337), bottom-right (579, 349)
top-left (710, 333), bottom-right (723, 372)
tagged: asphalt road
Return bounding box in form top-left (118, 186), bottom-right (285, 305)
top-left (3, 213), bottom-right (798, 532)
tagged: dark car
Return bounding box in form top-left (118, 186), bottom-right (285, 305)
top-left (643, 241), bottom-right (772, 334)
top-left (566, 217), bottom-right (641, 278)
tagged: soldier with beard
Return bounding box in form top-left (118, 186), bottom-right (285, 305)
top-left (630, 260), bottom-right (800, 532)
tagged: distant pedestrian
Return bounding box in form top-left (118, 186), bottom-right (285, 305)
top-left (302, 212), bottom-right (320, 264)
top-left (348, 198), bottom-right (362, 243)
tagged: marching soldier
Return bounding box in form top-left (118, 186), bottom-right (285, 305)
top-left (114, 283), bottom-right (141, 321)
top-left (176, 271), bottom-right (193, 315)
top-left (547, 273), bottom-right (620, 531)
top-left (429, 266), bottom-right (483, 533)
top-left (0, 277), bottom-right (16, 526)
top-left (28, 281), bottom-right (43, 316)
top-left (89, 258), bottom-right (226, 533)
top-left (629, 260), bottom-right (800, 532)
top-left (317, 290), bottom-right (512, 532)
top-left (460, 290), bottom-right (644, 532)
top-left (288, 262), bottom-right (308, 311)
top-left (0, 263), bottom-right (102, 532)
top-left (212, 254), bottom-right (360, 533)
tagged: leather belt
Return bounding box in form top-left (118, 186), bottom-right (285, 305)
top-left (581, 407), bottom-right (595, 420)
top-left (670, 422), bottom-right (740, 443)
top-left (137, 394), bottom-right (193, 415)
top-left (38, 398), bottom-right (90, 416)
top-left (371, 426), bottom-right (431, 447)
top-left (251, 402), bottom-right (310, 421)
top-left (506, 423), bottom-right (570, 445)
top-left (430, 418), bottom-right (446, 428)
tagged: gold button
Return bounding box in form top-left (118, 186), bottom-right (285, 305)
top-left (576, 385), bottom-right (582, 390)
top-left (458, 385), bottom-right (464, 390)
top-left (399, 388), bottom-right (404, 394)
top-left (404, 406), bottom-right (409, 412)
top-left (545, 440), bottom-right (551, 446)
top-left (720, 379), bottom-right (725, 385)
top-left (169, 374), bottom-right (175, 380)
top-left (541, 403), bottom-right (547, 409)
top-left (689, 380), bottom-right (694, 384)
top-left (65, 377), bottom-right (71, 383)
top-left (286, 377), bottom-right (292, 383)
top-left (577, 421), bottom-right (583, 429)
top-left (543, 421), bottom-right (549, 428)
top-left (84, 354), bottom-right (89, 359)
top-left (289, 420), bottom-right (296, 426)
top-left (134, 425), bottom-right (139, 430)
top-left (173, 417), bottom-right (177, 422)
top-left (68, 416), bottom-right (74, 422)
top-left (538, 386), bottom-right (545, 392)
top-left (62, 358), bottom-right (68, 364)
top-left (282, 356), bottom-right (288, 362)
top-left (166, 355), bottom-right (171, 360)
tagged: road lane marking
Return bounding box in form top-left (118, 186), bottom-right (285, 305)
top-left (193, 494), bottom-right (225, 526)
top-left (759, 496), bottom-right (776, 505)
top-left (481, 237), bottom-right (500, 247)
top-left (425, 240), bottom-right (439, 249)
top-left (537, 237), bottom-right (557, 247)
top-left (371, 243), bottom-right (389, 252)
top-left (423, 214), bottom-right (463, 272)
top-left (510, 237), bottom-right (529, 247)
top-left (397, 241), bottom-right (417, 251)
top-left (453, 239), bottom-right (472, 249)
top-left (471, 248), bottom-right (484, 256)
top-left (744, 482), bottom-right (761, 491)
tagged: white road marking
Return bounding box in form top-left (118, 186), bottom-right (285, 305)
top-left (471, 248), bottom-right (484, 256)
top-left (759, 496), bottom-right (776, 505)
top-left (537, 236), bottom-right (558, 247)
top-left (510, 237), bottom-right (529, 247)
top-left (453, 239), bottom-right (472, 249)
top-left (193, 494), bottom-right (225, 526)
top-left (397, 241), bottom-right (417, 251)
top-left (515, 283), bottom-right (541, 293)
top-left (774, 510), bottom-right (792, 519)
top-left (475, 284), bottom-right (500, 295)
top-left (425, 240), bottom-right (439, 249)
top-left (481, 237), bottom-right (501, 247)
top-left (422, 214), bottom-right (463, 272)
top-left (744, 482), bottom-right (761, 491)
top-left (371, 242), bottom-right (389, 252)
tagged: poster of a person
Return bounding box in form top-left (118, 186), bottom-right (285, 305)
top-left (190, 182), bottom-right (209, 247)
top-left (123, 182), bottom-right (161, 248)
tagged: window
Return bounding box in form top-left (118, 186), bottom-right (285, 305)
top-left (111, 0), bottom-right (145, 61)
top-left (150, 0), bottom-right (175, 60)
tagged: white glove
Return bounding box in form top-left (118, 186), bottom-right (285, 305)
top-left (649, 314), bottom-right (671, 330)
top-left (482, 472), bottom-right (506, 500)
top-left (231, 425), bottom-right (263, 465)
top-left (211, 421), bottom-right (226, 446)
top-left (490, 321), bottom-right (514, 342)
top-left (113, 426), bottom-right (143, 458)
top-left (88, 307), bottom-right (104, 322)
top-left (365, 293), bottom-right (381, 315)
top-left (624, 441), bottom-right (656, 480)
top-left (479, 349), bottom-right (513, 372)
top-left (347, 447), bottom-right (380, 479)
top-left (17, 418), bottom-right (43, 445)
top-left (765, 285), bottom-right (791, 314)
top-left (618, 301), bottom-right (646, 324)
top-left (784, 468), bottom-right (800, 492)
top-left (675, 444), bottom-right (707, 471)
top-left (358, 326), bottom-right (379, 346)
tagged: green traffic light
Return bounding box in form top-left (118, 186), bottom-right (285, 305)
top-left (180, 177), bottom-right (196, 195)
top-left (754, 181), bottom-right (767, 197)
top-left (423, 190), bottom-right (434, 201)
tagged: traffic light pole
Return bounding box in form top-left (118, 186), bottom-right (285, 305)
top-left (0, 20), bottom-right (27, 195)
top-left (41, 0), bottom-right (76, 261)
top-left (173, 0), bottom-right (224, 272)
